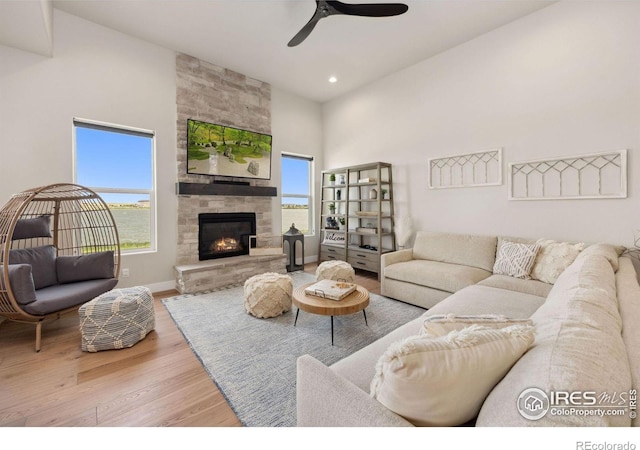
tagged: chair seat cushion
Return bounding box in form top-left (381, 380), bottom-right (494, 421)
top-left (23, 278), bottom-right (118, 315)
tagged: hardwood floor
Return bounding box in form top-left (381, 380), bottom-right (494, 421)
top-left (0, 264), bottom-right (380, 427)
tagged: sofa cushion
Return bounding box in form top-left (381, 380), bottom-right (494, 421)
top-left (477, 275), bottom-right (553, 298)
top-left (370, 324), bottom-right (535, 426)
top-left (24, 278), bottom-right (118, 315)
top-left (575, 243), bottom-right (625, 272)
top-left (384, 260), bottom-right (491, 294)
top-left (477, 254), bottom-right (632, 426)
top-left (492, 240), bottom-right (539, 279)
top-left (9, 245), bottom-right (57, 290)
top-left (2, 264), bottom-right (38, 306)
top-left (56, 251), bottom-right (115, 284)
top-left (412, 231), bottom-right (497, 272)
top-left (420, 314), bottom-right (532, 337)
top-left (424, 285), bottom-right (545, 320)
top-left (11, 215), bottom-right (52, 240)
top-left (530, 239), bottom-right (585, 284)
top-left (331, 315), bottom-right (425, 393)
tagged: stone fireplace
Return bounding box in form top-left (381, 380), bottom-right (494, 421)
top-left (173, 53), bottom-right (286, 294)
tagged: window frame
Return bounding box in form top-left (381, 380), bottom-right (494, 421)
top-left (72, 117), bottom-right (157, 254)
top-left (281, 152), bottom-right (315, 237)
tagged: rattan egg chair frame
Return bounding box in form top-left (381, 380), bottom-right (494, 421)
top-left (0, 183), bottom-right (121, 351)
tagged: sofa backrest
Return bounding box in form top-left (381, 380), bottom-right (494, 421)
top-left (412, 231), bottom-right (497, 273)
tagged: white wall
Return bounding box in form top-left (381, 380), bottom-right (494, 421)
top-left (0, 9), bottom-right (326, 290)
top-left (0, 10), bottom-right (178, 290)
top-left (271, 88), bottom-right (324, 261)
top-left (322, 1), bottom-right (640, 248)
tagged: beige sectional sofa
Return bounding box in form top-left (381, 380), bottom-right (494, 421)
top-left (296, 231), bottom-right (640, 427)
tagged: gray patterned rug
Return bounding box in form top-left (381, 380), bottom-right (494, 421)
top-left (162, 271), bottom-right (424, 427)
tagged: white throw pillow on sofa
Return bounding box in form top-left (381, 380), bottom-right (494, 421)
top-left (492, 240), bottom-right (539, 279)
top-left (420, 314), bottom-right (533, 337)
top-left (530, 239), bottom-right (585, 284)
top-left (370, 324), bottom-right (535, 426)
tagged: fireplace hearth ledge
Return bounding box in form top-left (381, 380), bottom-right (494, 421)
top-left (174, 253), bottom-right (287, 294)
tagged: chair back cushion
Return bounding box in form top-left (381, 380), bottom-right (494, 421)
top-left (9, 245), bottom-right (57, 289)
top-left (56, 251), bottom-right (115, 284)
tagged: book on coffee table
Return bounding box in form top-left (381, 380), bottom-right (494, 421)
top-left (304, 280), bottom-right (357, 301)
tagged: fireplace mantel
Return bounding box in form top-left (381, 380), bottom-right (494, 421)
top-left (176, 182), bottom-right (277, 197)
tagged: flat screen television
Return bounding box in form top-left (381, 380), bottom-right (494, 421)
top-left (186, 118), bottom-right (272, 180)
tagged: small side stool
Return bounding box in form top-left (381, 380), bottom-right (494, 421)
top-left (315, 260), bottom-right (355, 282)
top-left (244, 272), bottom-right (293, 318)
top-left (79, 286), bottom-right (155, 352)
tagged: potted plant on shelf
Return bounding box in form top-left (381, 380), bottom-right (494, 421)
top-left (329, 173), bottom-right (336, 185)
top-left (328, 203), bottom-right (336, 214)
top-left (381, 189), bottom-right (388, 199)
top-left (338, 217), bottom-right (346, 230)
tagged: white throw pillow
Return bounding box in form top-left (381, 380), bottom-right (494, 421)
top-left (370, 324), bottom-right (535, 426)
top-left (530, 239), bottom-right (585, 284)
top-left (420, 314), bottom-right (533, 337)
top-left (492, 240), bottom-right (539, 279)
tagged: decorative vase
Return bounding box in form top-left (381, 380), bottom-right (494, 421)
top-left (336, 190), bottom-right (341, 200)
top-left (369, 188), bottom-right (377, 200)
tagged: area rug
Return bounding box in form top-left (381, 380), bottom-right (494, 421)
top-left (162, 271), bottom-right (425, 427)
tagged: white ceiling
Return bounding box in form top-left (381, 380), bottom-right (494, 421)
top-left (7, 0), bottom-right (555, 103)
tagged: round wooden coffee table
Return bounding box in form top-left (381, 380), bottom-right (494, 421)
top-left (293, 282), bottom-right (370, 345)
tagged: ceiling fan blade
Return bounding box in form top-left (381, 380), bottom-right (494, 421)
top-left (288, 17), bottom-right (322, 47)
top-left (330, 1), bottom-right (408, 17)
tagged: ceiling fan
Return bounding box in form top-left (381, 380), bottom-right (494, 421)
top-left (288, 0), bottom-right (409, 47)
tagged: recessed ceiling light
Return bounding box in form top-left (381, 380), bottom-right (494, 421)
top-left (328, 76), bottom-right (338, 83)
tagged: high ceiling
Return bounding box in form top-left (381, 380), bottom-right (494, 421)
top-left (5, 0), bottom-right (555, 103)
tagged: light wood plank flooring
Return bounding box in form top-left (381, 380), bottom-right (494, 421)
top-left (0, 264), bottom-right (379, 427)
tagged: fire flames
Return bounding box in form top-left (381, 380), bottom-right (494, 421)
top-left (211, 237), bottom-right (239, 252)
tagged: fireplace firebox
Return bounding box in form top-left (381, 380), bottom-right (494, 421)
top-left (198, 212), bottom-right (256, 260)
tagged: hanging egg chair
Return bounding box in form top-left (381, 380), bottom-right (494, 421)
top-left (0, 183), bottom-right (120, 351)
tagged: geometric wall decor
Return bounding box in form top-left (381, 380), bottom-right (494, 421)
top-left (508, 149), bottom-right (627, 200)
top-left (428, 148), bottom-right (502, 189)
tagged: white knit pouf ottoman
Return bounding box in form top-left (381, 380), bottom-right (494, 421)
top-left (315, 260), bottom-right (356, 282)
top-left (79, 286), bottom-right (155, 352)
top-left (244, 272), bottom-right (293, 319)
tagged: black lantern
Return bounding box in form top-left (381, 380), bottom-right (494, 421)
top-left (283, 223), bottom-right (304, 272)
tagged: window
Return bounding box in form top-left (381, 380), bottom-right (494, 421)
top-left (74, 118), bottom-right (156, 253)
top-left (281, 153), bottom-right (313, 235)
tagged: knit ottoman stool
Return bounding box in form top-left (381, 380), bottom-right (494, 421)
top-left (79, 286), bottom-right (155, 352)
top-left (244, 272), bottom-right (293, 318)
top-left (315, 260), bottom-right (355, 282)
